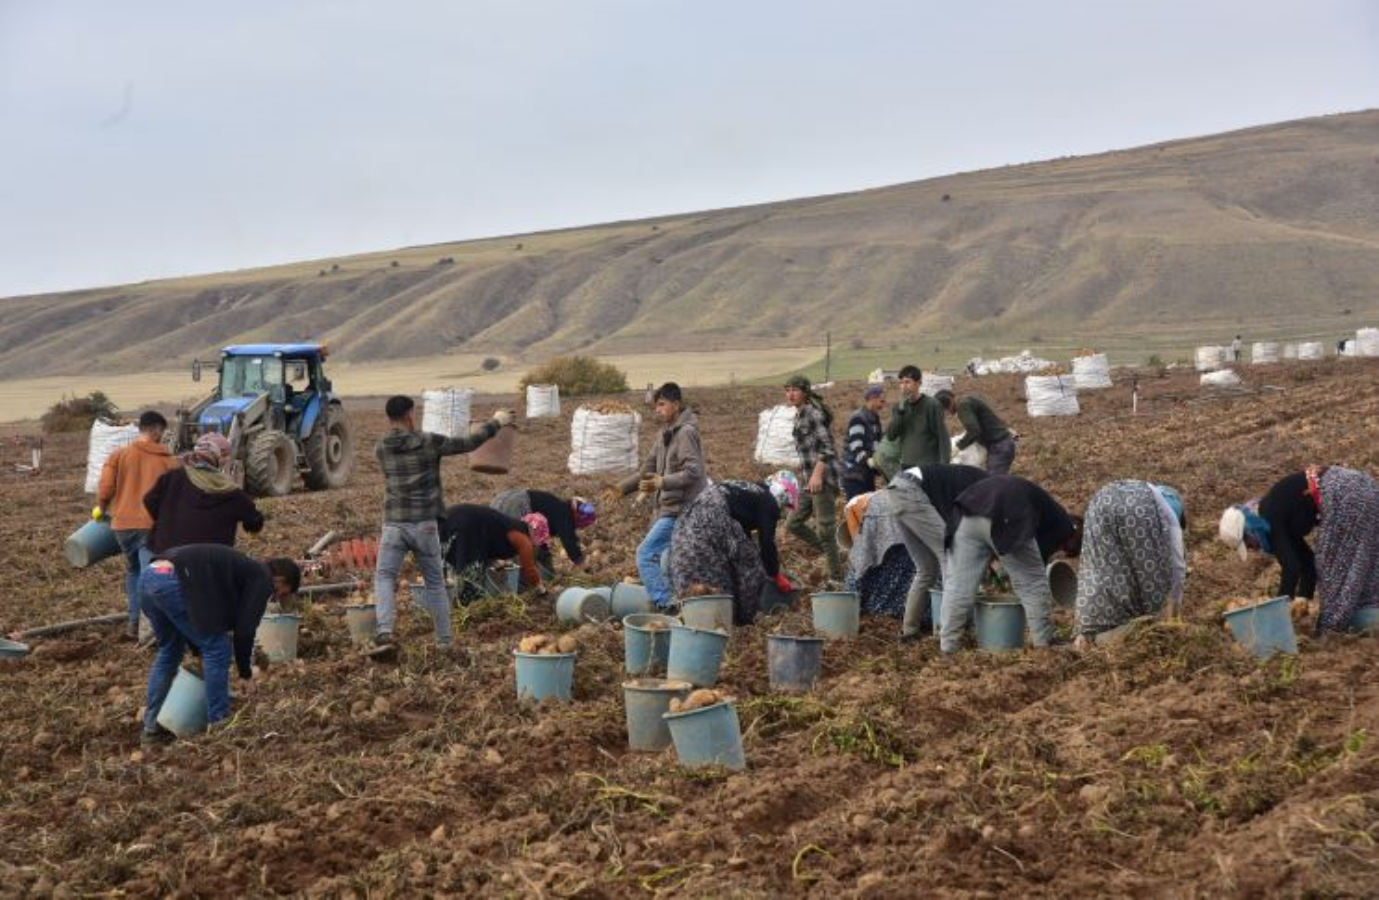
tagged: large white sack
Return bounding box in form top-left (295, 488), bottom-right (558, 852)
top-left (1282, 344), bottom-right (1298, 360)
top-left (568, 407), bottom-right (641, 475)
top-left (1357, 328), bottom-right (1379, 357)
top-left (951, 434), bottom-right (987, 468)
top-left (920, 373), bottom-right (954, 397)
top-left (1251, 342), bottom-right (1280, 365)
top-left (1342, 340), bottom-right (1357, 357)
top-left (1200, 369), bottom-right (1242, 388)
top-left (754, 405), bottom-right (801, 467)
top-left (85, 420), bottom-right (139, 494)
top-left (1071, 353), bottom-right (1112, 389)
top-left (525, 384), bottom-right (560, 418)
top-left (1025, 375), bottom-right (1080, 417)
top-left (1195, 346), bottom-right (1227, 372)
top-left (421, 388), bottom-right (473, 438)
top-left (1297, 342), bottom-right (1324, 361)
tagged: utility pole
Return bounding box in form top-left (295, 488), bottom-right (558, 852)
top-left (824, 331), bottom-right (832, 384)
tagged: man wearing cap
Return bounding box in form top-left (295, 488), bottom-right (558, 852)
top-left (885, 365), bottom-right (951, 468)
top-left (95, 410), bottom-right (181, 639)
top-left (935, 389), bottom-right (1016, 475)
top-left (783, 375), bottom-right (845, 582)
top-left (143, 432), bottom-right (265, 553)
top-left (842, 384), bottom-right (887, 500)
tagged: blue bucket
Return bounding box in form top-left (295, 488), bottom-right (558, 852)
top-left (1351, 606), bottom-right (1379, 636)
top-left (930, 589), bottom-right (944, 635)
top-left (513, 650), bottom-right (576, 702)
top-left (256, 613), bottom-right (302, 663)
top-left (610, 582), bottom-right (654, 619)
top-left (1222, 595), bottom-right (1297, 658)
top-left (623, 678), bottom-right (693, 751)
top-left (766, 634), bottom-right (824, 693)
top-left (665, 624), bottom-right (729, 687)
top-left (1047, 560), bottom-right (1078, 608)
top-left (344, 604), bottom-right (377, 647)
top-left (0, 637), bottom-right (31, 659)
top-left (810, 591), bottom-right (860, 639)
top-left (663, 700), bottom-right (746, 770)
top-left (155, 667), bottom-right (208, 737)
top-left (484, 566), bottom-right (521, 595)
top-left (975, 598), bottom-right (1026, 652)
top-left (555, 587), bottom-right (611, 624)
top-left (63, 518), bottom-right (121, 568)
top-left (681, 595), bottom-right (733, 633)
top-left (624, 612), bottom-right (679, 675)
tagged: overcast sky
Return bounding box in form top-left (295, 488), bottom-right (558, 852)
top-left (2, 0), bottom-right (1376, 298)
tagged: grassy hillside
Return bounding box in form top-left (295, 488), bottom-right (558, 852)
top-left (3, 110), bottom-right (1378, 379)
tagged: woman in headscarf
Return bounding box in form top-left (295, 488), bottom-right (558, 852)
top-left (841, 490), bottom-right (914, 620)
top-left (1219, 466), bottom-right (1379, 633)
top-left (441, 503), bottom-right (544, 602)
top-left (143, 432), bottom-right (264, 553)
top-left (667, 479), bottom-right (770, 625)
top-left (716, 470), bottom-right (799, 594)
top-left (1074, 481), bottom-right (1186, 647)
top-left (491, 489), bottom-right (596, 572)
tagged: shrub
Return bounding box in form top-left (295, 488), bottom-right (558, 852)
top-left (519, 355), bottom-right (628, 396)
top-left (42, 391), bottom-right (119, 432)
top-left (481, 357), bottom-right (501, 372)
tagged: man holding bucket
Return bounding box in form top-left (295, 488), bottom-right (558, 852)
top-left (139, 545), bottom-right (300, 745)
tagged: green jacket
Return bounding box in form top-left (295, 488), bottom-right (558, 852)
top-left (885, 394), bottom-right (951, 467)
top-left (955, 396), bottom-right (1011, 450)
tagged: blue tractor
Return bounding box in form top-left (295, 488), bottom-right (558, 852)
top-left (174, 343), bottom-right (356, 497)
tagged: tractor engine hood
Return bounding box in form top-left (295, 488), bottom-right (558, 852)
top-left (199, 395), bottom-right (260, 434)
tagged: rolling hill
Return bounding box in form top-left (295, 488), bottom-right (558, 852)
top-left (3, 109), bottom-right (1378, 379)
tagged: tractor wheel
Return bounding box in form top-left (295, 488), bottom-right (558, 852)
top-left (303, 405), bottom-right (356, 490)
top-left (245, 431), bottom-right (296, 497)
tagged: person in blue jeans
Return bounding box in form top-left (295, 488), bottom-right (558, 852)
top-left (140, 544), bottom-right (300, 745)
top-left (611, 383), bottom-right (706, 610)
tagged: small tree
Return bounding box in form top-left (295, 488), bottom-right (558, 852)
top-left (519, 355), bottom-right (629, 396)
top-left (42, 391), bottom-right (120, 432)
top-left (481, 357), bottom-right (501, 372)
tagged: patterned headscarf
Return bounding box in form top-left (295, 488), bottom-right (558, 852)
top-left (189, 432), bottom-right (232, 472)
top-left (522, 513), bottom-right (551, 548)
top-left (766, 470), bottom-right (801, 511)
top-left (572, 497), bottom-right (596, 529)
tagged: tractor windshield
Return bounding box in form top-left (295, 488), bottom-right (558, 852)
top-left (219, 355), bottom-right (284, 397)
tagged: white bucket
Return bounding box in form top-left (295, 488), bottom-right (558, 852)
top-left (256, 613), bottom-right (301, 663)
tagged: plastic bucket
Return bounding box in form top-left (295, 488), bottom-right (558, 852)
top-left (758, 575), bottom-right (798, 613)
top-left (930, 589), bottom-right (944, 635)
top-left (610, 582), bottom-right (654, 619)
top-left (155, 667), bottom-right (208, 737)
top-left (555, 587), bottom-right (611, 624)
top-left (1223, 596), bottom-right (1297, 658)
top-left (0, 637), bottom-right (31, 659)
top-left (622, 678), bottom-right (693, 751)
top-left (623, 612), bottom-right (679, 676)
top-left (484, 565), bottom-right (521, 595)
top-left (810, 591), bottom-right (860, 639)
top-left (663, 700), bottom-right (746, 770)
top-left (1047, 559), bottom-right (1078, 608)
top-left (665, 624), bottom-right (729, 687)
top-left (975, 598), bottom-right (1026, 652)
top-left (682, 595), bottom-right (733, 634)
top-left (513, 650), bottom-right (576, 702)
top-left (469, 424), bottom-right (515, 475)
top-left (257, 613), bottom-right (302, 663)
top-left (1351, 606), bottom-right (1379, 636)
top-left (766, 634), bottom-right (824, 693)
top-left (64, 518), bottom-right (121, 568)
top-left (344, 604), bottom-right (377, 647)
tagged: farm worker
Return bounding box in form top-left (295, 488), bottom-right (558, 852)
top-left (1074, 481), bottom-right (1186, 648)
top-left (440, 504), bottom-right (544, 601)
top-left (139, 544), bottom-right (300, 745)
top-left (371, 395), bottom-right (514, 653)
top-left (1231, 335), bottom-right (1243, 362)
top-left (841, 384), bottom-right (886, 500)
top-left (840, 491), bottom-right (913, 621)
top-left (491, 489), bottom-right (596, 571)
top-left (143, 432), bottom-right (264, 553)
top-left (1218, 466), bottom-right (1379, 634)
top-left (941, 475), bottom-right (1083, 654)
top-left (725, 470), bottom-right (800, 595)
top-left (783, 375), bottom-right (845, 582)
top-left (885, 365), bottom-right (951, 467)
top-left (887, 463), bottom-right (990, 639)
top-left (935, 390), bottom-right (1017, 475)
top-left (667, 483), bottom-right (768, 625)
top-left (95, 410), bottom-right (180, 639)
top-left (612, 382), bottom-right (705, 612)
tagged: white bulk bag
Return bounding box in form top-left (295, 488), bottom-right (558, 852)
top-left (1297, 342), bottom-right (1324, 361)
top-left (525, 384), bottom-right (561, 418)
top-left (867, 368), bottom-right (886, 384)
top-left (1357, 328), bottom-right (1379, 358)
top-left (1071, 353), bottom-right (1112, 389)
top-left (1282, 344), bottom-right (1298, 360)
top-left (1025, 375), bottom-right (1080, 417)
top-left (951, 434), bottom-right (987, 468)
top-left (754, 405), bottom-right (801, 467)
top-left (85, 420), bottom-right (140, 494)
top-left (1251, 342), bottom-right (1280, 365)
top-left (1201, 369), bottom-right (1242, 388)
top-left (568, 407), bottom-right (640, 475)
top-left (920, 373), bottom-right (954, 397)
top-left (421, 388), bottom-right (473, 438)
top-left (1342, 340), bottom-right (1357, 357)
top-left (1195, 346), bottom-right (1226, 372)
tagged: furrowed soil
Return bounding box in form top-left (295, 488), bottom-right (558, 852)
top-left (1, 360), bottom-right (1377, 898)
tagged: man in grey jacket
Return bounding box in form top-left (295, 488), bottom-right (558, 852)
top-left (613, 382), bottom-right (705, 610)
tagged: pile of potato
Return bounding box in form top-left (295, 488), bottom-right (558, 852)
top-left (585, 401), bottom-right (635, 415)
top-left (668, 689), bottom-right (729, 713)
top-left (517, 633), bottom-right (579, 655)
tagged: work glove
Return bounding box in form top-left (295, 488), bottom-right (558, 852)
top-left (639, 474), bottom-right (663, 493)
top-left (492, 409), bottom-right (516, 428)
top-left (773, 572), bottom-right (793, 593)
top-left (91, 506), bottom-right (105, 521)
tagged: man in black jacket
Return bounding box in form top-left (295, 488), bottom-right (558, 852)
top-left (140, 545), bottom-right (300, 744)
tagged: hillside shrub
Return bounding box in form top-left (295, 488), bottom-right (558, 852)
top-left (481, 357), bottom-right (501, 372)
top-left (43, 391), bottom-right (119, 432)
top-left (520, 355), bottom-right (628, 396)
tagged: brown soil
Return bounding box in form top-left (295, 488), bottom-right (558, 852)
top-left (2, 360), bottom-right (1378, 897)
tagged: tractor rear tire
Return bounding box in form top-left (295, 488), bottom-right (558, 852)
top-left (303, 405), bottom-right (356, 490)
top-left (245, 431), bottom-right (296, 497)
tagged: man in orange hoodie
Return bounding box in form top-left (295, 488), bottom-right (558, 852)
top-left (96, 411), bottom-right (180, 638)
